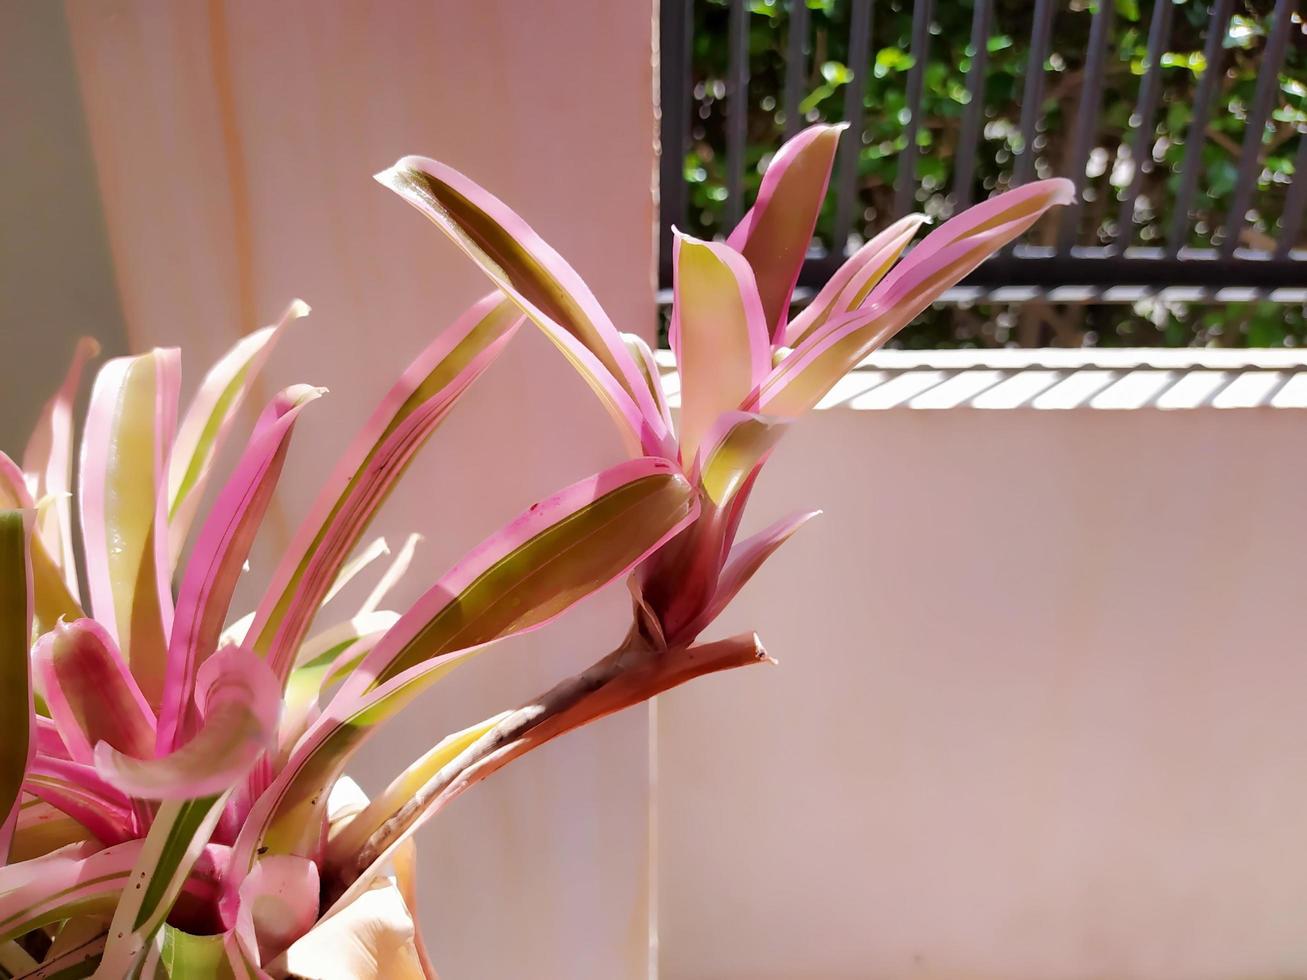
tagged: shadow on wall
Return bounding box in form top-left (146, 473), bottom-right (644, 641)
top-left (0, 0), bottom-right (128, 450)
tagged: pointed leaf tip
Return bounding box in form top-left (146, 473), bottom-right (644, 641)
top-left (378, 154), bottom-right (670, 456)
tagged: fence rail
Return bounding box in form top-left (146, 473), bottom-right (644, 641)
top-left (658, 0), bottom-right (1307, 306)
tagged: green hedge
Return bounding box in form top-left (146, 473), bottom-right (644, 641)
top-left (680, 0), bottom-right (1306, 347)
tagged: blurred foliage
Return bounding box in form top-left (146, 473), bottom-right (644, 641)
top-left (678, 0), bottom-right (1307, 347)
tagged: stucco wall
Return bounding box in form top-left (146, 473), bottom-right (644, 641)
top-left (657, 403), bottom-right (1307, 979)
top-left (55, 2), bottom-right (660, 977)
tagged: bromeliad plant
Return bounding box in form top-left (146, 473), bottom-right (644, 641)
top-left (0, 123), bottom-right (1069, 979)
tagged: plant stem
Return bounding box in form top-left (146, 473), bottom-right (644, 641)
top-left (323, 625), bottom-right (769, 907)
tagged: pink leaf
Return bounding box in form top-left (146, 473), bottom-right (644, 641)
top-left (22, 336), bottom-right (100, 599)
top-left (32, 618), bottom-right (156, 765)
top-left (96, 646), bottom-right (280, 800)
top-left (33, 716), bottom-right (70, 760)
top-left (0, 839), bottom-right (144, 943)
top-left (756, 180), bottom-right (1075, 418)
top-left (782, 214), bottom-right (928, 347)
top-left (692, 411), bottom-right (791, 508)
top-left (688, 510), bottom-right (821, 638)
top-left (168, 300), bottom-right (310, 566)
top-left (377, 157), bottom-right (672, 458)
top-left (79, 349), bottom-right (180, 708)
top-left (864, 178), bottom-right (1075, 314)
top-left (157, 386), bottom-right (323, 753)
top-left (671, 233), bottom-right (772, 463)
top-left (345, 456), bottom-right (699, 694)
top-left (246, 293), bottom-right (522, 687)
top-left (24, 755), bottom-right (135, 845)
top-left (726, 124), bottom-right (844, 340)
top-left (226, 458), bottom-right (698, 883)
top-left (235, 855), bottom-right (320, 965)
top-left (622, 332), bottom-right (674, 437)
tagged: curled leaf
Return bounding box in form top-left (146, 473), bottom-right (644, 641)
top-left (32, 618), bottom-right (156, 766)
top-left (96, 646), bottom-right (279, 800)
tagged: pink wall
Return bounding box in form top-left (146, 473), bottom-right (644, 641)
top-left (65, 2), bottom-right (660, 977)
top-left (658, 405), bottom-right (1307, 979)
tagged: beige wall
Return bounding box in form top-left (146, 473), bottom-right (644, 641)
top-left (58, 2), bottom-right (659, 978)
top-left (0, 1), bottom-right (128, 451)
top-left (658, 405), bottom-right (1307, 979)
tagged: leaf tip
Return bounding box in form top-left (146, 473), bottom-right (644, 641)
top-left (373, 164), bottom-right (402, 188)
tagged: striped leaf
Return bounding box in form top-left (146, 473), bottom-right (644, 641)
top-left (23, 754), bottom-right (136, 845)
top-left (670, 234), bottom-right (771, 464)
top-left (0, 840), bottom-right (143, 944)
top-left (782, 214), bottom-right (928, 347)
top-left (755, 180), bottom-right (1075, 419)
top-left (157, 386), bottom-right (322, 753)
top-left (227, 457), bottom-right (697, 881)
top-left (22, 336), bottom-right (99, 601)
top-left (168, 300), bottom-right (310, 566)
top-left (377, 158), bottom-right (671, 458)
top-left (726, 124), bottom-right (843, 340)
top-left (79, 349), bottom-right (180, 709)
top-left (246, 293), bottom-right (522, 687)
top-left (96, 646), bottom-right (279, 802)
top-left (0, 454), bottom-right (81, 635)
top-left (92, 797), bottom-right (228, 977)
top-left (32, 618), bottom-right (156, 765)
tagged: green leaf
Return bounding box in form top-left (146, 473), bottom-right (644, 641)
top-left (94, 796), bottom-right (228, 976)
top-left (0, 511), bottom-right (33, 863)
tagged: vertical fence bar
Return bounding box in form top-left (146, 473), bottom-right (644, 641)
top-left (951, 0), bottom-right (994, 213)
top-left (659, 0), bottom-right (693, 285)
top-left (1166, 0), bottom-right (1234, 257)
top-left (894, 0), bottom-right (935, 218)
top-left (725, 0), bottom-right (750, 229)
top-left (783, 0), bottom-right (810, 139)
top-left (833, 0), bottom-right (873, 256)
top-left (1113, 0), bottom-right (1175, 251)
top-left (1055, 0), bottom-right (1113, 254)
top-left (1219, 0), bottom-right (1296, 258)
top-left (1274, 133), bottom-right (1307, 259)
top-left (1013, 0), bottom-right (1055, 186)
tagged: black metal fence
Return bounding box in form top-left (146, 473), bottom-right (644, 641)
top-left (659, 0), bottom-right (1307, 309)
